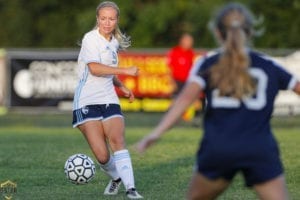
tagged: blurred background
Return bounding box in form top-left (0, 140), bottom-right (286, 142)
top-left (1, 0), bottom-right (300, 48)
top-left (0, 0), bottom-right (300, 116)
top-left (0, 1), bottom-right (300, 199)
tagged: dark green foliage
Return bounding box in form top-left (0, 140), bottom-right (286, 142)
top-left (0, 0), bottom-right (299, 48)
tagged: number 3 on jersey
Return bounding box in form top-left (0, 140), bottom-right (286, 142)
top-left (212, 68), bottom-right (268, 110)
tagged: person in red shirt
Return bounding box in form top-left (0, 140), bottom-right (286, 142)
top-left (167, 33), bottom-right (195, 95)
top-left (167, 33), bottom-right (204, 122)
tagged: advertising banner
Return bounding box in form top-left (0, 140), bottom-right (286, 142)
top-left (7, 50), bottom-right (191, 112)
top-left (6, 49), bottom-right (300, 115)
top-left (116, 52), bottom-right (176, 111)
top-left (9, 51), bottom-right (78, 107)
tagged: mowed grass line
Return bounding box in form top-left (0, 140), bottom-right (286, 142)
top-left (0, 119), bottom-right (299, 199)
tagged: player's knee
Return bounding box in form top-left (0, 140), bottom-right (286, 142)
top-left (109, 135), bottom-right (125, 150)
top-left (187, 190), bottom-right (215, 200)
top-left (187, 193), bottom-right (210, 200)
top-left (98, 157), bottom-right (109, 165)
top-left (93, 150), bottom-right (110, 164)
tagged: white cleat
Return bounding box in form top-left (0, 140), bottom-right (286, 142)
top-left (126, 188), bottom-right (143, 199)
top-left (104, 178), bottom-right (122, 195)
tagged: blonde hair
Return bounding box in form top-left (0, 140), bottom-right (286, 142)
top-left (209, 3), bottom-right (255, 99)
top-left (96, 1), bottom-right (131, 50)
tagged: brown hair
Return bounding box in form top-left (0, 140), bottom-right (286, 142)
top-left (96, 1), bottom-right (131, 50)
top-left (209, 3), bottom-right (255, 99)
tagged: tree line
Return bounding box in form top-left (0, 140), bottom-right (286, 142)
top-left (0, 0), bottom-right (299, 48)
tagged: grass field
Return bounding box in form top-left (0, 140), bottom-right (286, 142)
top-left (0, 112), bottom-right (300, 200)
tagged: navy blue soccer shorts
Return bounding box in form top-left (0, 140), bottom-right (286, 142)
top-left (195, 144), bottom-right (284, 187)
top-left (72, 104), bottom-right (123, 128)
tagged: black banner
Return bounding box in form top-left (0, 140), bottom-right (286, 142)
top-left (8, 50), bottom-right (78, 107)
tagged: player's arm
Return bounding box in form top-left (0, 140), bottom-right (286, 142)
top-left (113, 76), bottom-right (135, 102)
top-left (136, 81), bottom-right (202, 153)
top-left (88, 62), bottom-right (139, 77)
top-left (81, 35), bottom-right (138, 77)
top-left (113, 75), bottom-right (123, 87)
top-left (293, 81), bottom-right (300, 95)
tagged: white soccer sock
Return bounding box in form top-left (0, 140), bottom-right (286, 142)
top-left (114, 149), bottom-right (135, 190)
top-left (99, 155), bottom-right (120, 180)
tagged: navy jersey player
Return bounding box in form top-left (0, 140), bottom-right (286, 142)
top-left (72, 1), bottom-right (142, 199)
top-left (137, 3), bottom-right (300, 200)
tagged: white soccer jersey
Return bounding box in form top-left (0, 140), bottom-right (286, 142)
top-left (73, 29), bottom-right (120, 110)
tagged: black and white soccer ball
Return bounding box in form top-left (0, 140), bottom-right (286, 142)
top-left (64, 153), bottom-right (96, 185)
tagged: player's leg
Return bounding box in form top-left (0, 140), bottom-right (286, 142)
top-left (78, 120), bottom-right (110, 163)
top-left (103, 116), bottom-right (126, 151)
top-left (78, 120), bottom-right (121, 195)
top-left (187, 172), bottom-right (230, 200)
top-left (103, 115), bottom-right (143, 199)
top-left (253, 175), bottom-right (289, 200)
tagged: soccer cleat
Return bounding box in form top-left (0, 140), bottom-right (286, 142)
top-left (104, 178), bottom-right (122, 195)
top-left (126, 188), bottom-right (143, 199)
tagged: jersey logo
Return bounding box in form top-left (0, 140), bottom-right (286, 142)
top-left (211, 68), bottom-right (268, 110)
top-left (104, 46), bottom-right (118, 65)
top-left (112, 51), bottom-right (117, 65)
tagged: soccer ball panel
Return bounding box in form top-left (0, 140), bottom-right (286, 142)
top-left (77, 154), bottom-right (88, 159)
top-left (83, 159), bottom-right (92, 168)
top-left (65, 162), bottom-right (75, 170)
top-left (77, 177), bottom-right (87, 184)
top-left (83, 168), bottom-right (93, 178)
top-left (73, 157), bottom-right (84, 166)
top-left (68, 171), bottom-right (78, 181)
top-left (75, 166), bottom-right (85, 176)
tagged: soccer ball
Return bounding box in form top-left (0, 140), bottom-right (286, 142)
top-left (64, 153), bottom-right (96, 184)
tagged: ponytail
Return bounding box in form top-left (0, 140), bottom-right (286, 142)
top-left (114, 26), bottom-right (131, 50)
top-left (210, 3), bottom-right (255, 99)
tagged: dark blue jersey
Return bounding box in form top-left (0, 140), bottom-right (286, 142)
top-left (189, 50), bottom-right (298, 161)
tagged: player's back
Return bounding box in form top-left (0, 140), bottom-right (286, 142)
top-left (197, 50), bottom-right (295, 159)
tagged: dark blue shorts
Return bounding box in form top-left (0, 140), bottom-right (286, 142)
top-left (72, 104), bottom-right (123, 128)
top-left (195, 140), bottom-right (284, 187)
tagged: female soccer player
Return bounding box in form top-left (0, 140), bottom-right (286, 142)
top-left (72, 1), bottom-right (142, 199)
top-left (137, 3), bottom-right (300, 200)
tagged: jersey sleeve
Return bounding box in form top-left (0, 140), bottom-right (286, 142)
top-left (80, 34), bottom-right (101, 64)
top-left (187, 57), bottom-right (207, 89)
top-left (271, 60), bottom-right (298, 90)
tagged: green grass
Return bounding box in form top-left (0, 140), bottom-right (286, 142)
top-left (0, 113), bottom-right (300, 200)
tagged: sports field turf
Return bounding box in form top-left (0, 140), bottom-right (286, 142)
top-left (0, 112), bottom-right (299, 200)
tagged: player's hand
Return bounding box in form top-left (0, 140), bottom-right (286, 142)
top-left (125, 66), bottom-right (139, 76)
top-left (120, 86), bottom-right (135, 103)
top-left (136, 133), bottom-right (160, 153)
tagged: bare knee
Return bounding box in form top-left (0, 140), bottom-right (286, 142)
top-left (187, 188), bottom-right (221, 200)
top-left (109, 134), bottom-right (125, 151)
top-left (254, 175), bottom-right (289, 200)
top-left (93, 151), bottom-right (110, 164)
top-left (102, 117), bottom-right (126, 151)
top-left (188, 191), bottom-right (210, 200)
top-left (187, 173), bottom-right (230, 200)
